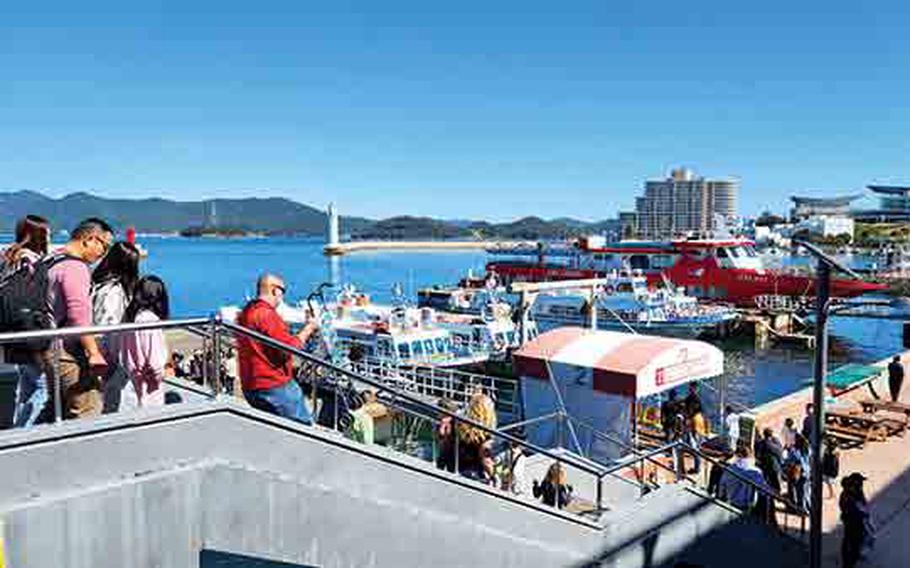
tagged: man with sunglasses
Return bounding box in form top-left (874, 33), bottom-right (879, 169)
top-left (41, 217), bottom-right (114, 420)
top-left (236, 273), bottom-right (319, 423)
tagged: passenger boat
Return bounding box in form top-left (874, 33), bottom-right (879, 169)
top-left (486, 235), bottom-right (885, 306)
top-left (220, 286), bottom-right (515, 369)
top-left (531, 271), bottom-right (738, 338)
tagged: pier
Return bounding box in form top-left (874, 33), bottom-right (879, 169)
top-left (752, 349), bottom-right (910, 567)
top-left (323, 239), bottom-right (533, 256)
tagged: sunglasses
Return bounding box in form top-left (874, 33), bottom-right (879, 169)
top-left (272, 284), bottom-right (287, 295)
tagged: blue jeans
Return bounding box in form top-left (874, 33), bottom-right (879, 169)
top-left (13, 363), bottom-right (48, 428)
top-left (244, 380), bottom-right (313, 425)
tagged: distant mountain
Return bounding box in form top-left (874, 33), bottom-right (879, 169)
top-left (0, 190), bottom-right (617, 241)
top-left (354, 216), bottom-right (470, 240)
top-left (0, 191), bottom-right (371, 236)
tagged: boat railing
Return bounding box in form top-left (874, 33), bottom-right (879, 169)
top-left (345, 358), bottom-right (521, 419)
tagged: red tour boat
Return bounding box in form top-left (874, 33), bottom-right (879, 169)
top-left (486, 236), bottom-right (885, 306)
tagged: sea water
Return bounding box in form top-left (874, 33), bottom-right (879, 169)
top-left (3, 235), bottom-right (904, 409)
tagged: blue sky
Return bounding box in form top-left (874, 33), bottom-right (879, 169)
top-left (1, 1), bottom-right (909, 220)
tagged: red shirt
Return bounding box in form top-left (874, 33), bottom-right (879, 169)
top-left (236, 299), bottom-right (303, 391)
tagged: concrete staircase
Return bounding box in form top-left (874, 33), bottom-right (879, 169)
top-left (0, 401), bottom-right (805, 567)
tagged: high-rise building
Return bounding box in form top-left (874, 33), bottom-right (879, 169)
top-left (634, 168), bottom-right (738, 238)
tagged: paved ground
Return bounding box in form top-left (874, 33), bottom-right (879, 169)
top-left (752, 349), bottom-right (910, 567)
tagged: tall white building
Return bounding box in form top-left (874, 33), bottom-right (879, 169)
top-left (635, 168), bottom-right (738, 238)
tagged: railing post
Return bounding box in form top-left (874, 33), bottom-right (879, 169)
top-left (212, 315), bottom-right (223, 396)
top-left (333, 381), bottom-right (339, 432)
top-left (596, 473), bottom-right (603, 511)
top-left (454, 419), bottom-right (460, 474)
top-left (53, 346), bottom-right (62, 424)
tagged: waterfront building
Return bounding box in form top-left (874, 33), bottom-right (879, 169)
top-left (635, 167), bottom-right (738, 238)
top-left (855, 185), bottom-right (910, 222)
top-left (796, 215), bottom-right (854, 241)
top-left (790, 194), bottom-right (862, 221)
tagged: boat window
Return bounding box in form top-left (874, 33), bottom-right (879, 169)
top-left (423, 339), bottom-right (435, 354)
top-left (413, 341), bottom-right (424, 356)
top-left (629, 255), bottom-right (650, 270)
top-left (398, 343), bottom-right (410, 359)
top-left (435, 337), bottom-right (446, 353)
top-left (650, 254), bottom-right (674, 268)
top-left (377, 339), bottom-right (392, 358)
top-left (617, 283), bottom-right (634, 293)
top-left (506, 331), bottom-right (515, 344)
top-left (715, 248), bottom-right (728, 259)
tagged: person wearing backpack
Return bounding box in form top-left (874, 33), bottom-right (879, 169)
top-left (90, 241), bottom-right (140, 412)
top-left (41, 218), bottom-right (114, 420)
top-left (0, 215), bottom-right (51, 427)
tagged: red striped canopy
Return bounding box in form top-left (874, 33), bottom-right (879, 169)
top-left (513, 327), bottom-right (723, 398)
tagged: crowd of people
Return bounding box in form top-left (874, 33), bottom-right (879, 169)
top-left (0, 215), bottom-right (173, 426)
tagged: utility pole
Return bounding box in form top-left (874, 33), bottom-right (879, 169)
top-left (796, 240), bottom-right (860, 568)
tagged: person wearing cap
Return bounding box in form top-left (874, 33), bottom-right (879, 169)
top-left (839, 472), bottom-right (873, 568)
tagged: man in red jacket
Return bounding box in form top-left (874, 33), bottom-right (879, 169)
top-left (236, 274), bottom-right (319, 423)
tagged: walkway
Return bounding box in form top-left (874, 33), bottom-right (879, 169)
top-left (753, 350), bottom-right (910, 567)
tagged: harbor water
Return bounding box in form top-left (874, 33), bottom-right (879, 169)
top-left (4, 235), bottom-right (906, 410)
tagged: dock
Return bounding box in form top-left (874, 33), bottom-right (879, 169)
top-left (323, 239), bottom-right (534, 256)
top-left (751, 349), bottom-right (910, 567)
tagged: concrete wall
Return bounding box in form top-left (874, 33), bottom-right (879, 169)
top-left (0, 401), bottom-right (804, 568)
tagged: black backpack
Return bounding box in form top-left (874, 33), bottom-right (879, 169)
top-left (0, 254), bottom-right (80, 353)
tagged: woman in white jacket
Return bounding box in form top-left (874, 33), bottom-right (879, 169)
top-left (90, 241), bottom-right (140, 412)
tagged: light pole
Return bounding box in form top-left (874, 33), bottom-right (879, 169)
top-left (795, 240), bottom-right (861, 568)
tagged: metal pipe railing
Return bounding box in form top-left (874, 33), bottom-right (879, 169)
top-left (0, 316), bottom-right (810, 529)
top-left (0, 317), bottom-right (212, 344)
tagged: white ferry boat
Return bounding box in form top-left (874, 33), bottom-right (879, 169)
top-left (531, 271), bottom-right (738, 338)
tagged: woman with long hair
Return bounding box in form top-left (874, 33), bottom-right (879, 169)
top-left (1, 215), bottom-right (51, 427)
top-left (119, 275), bottom-right (171, 408)
top-left (533, 462), bottom-right (573, 509)
top-left (90, 241), bottom-right (141, 412)
top-left (1, 214), bottom-right (50, 278)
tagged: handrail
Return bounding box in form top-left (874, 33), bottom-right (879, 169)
top-left (220, 319), bottom-right (608, 479)
top-left (0, 317), bottom-right (808, 526)
top-left (0, 317), bottom-right (212, 344)
top-left (674, 440), bottom-right (808, 518)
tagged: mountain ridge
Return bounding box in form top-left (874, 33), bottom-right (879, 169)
top-left (0, 190), bottom-right (616, 239)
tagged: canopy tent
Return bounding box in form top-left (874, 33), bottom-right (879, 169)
top-left (512, 327), bottom-right (724, 463)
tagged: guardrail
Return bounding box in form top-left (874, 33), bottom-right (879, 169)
top-left (0, 315), bottom-right (809, 531)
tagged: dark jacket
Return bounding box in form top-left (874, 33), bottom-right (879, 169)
top-left (756, 437), bottom-right (785, 487)
top-left (533, 480), bottom-right (572, 509)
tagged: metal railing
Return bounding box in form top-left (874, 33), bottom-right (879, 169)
top-left (346, 358), bottom-right (521, 419)
top-left (0, 315), bottom-right (809, 531)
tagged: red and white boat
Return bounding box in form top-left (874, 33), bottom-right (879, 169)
top-left (486, 236), bottom-right (885, 306)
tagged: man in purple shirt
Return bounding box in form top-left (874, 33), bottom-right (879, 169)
top-left (43, 218), bottom-right (114, 420)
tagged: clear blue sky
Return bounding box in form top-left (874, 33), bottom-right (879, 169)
top-left (2, 1), bottom-right (909, 220)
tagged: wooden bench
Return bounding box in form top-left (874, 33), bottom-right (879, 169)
top-left (860, 399), bottom-right (910, 421)
top-left (824, 425), bottom-right (869, 449)
top-left (826, 422), bottom-right (887, 447)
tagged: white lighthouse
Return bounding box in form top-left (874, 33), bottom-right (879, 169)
top-left (327, 203), bottom-right (339, 246)
top-left (325, 202), bottom-right (341, 255)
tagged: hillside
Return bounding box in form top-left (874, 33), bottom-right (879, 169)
top-left (0, 190), bottom-right (615, 240)
top-left (0, 191), bottom-right (371, 236)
